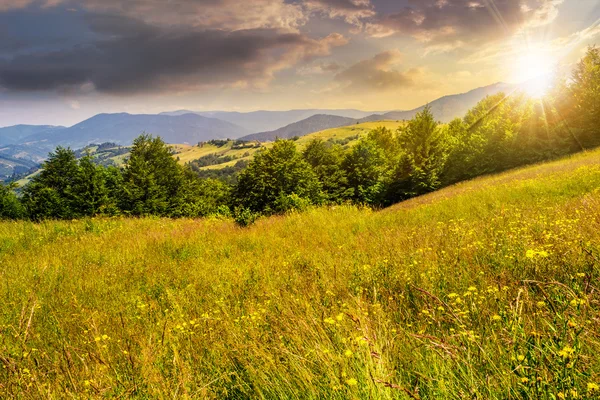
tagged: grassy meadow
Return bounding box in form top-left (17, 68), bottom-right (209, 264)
top-left (1, 147), bottom-right (599, 399)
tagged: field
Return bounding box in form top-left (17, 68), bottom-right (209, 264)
top-left (1, 147), bottom-right (599, 398)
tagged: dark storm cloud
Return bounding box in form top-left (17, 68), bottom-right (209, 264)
top-left (367, 0), bottom-right (562, 45)
top-left (0, 12), bottom-right (346, 93)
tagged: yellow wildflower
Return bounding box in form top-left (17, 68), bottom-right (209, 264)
top-left (558, 346), bottom-right (575, 359)
top-left (346, 378), bottom-right (358, 386)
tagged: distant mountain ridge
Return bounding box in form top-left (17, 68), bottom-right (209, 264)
top-left (238, 83), bottom-right (513, 142)
top-left (0, 125), bottom-right (64, 146)
top-left (361, 82), bottom-right (515, 123)
top-left (239, 115), bottom-right (356, 142)
top-left (161, 109), bottom-right (383, 133)
top-left (22, 113), bottom-right (250, 149)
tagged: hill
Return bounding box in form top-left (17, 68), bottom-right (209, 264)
top-left (0, 124), bottom-right (64, 145)
top-left (161, 109), bottom-right (382, 133)
top-left (0, 147), bottom-right (598, 397)
top-left (21, 113), bottom-right (250, 149)
top-left (238, 114), bottom-right (356, 142)
top-left (362, 82), bottom-right (515, 123)
top-left (176, 120), bottom-right (405, 172)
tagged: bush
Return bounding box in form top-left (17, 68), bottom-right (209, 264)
top-left (233, 207), bottom-right (258, 227)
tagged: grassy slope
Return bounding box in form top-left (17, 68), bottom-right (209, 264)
top-left (174, 120), bottom-right (405, 170)
top-left (1, 149), bottom-right (599, 398)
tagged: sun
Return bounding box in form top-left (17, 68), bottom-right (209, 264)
top-left (512, 50), bottom-right (557, 98)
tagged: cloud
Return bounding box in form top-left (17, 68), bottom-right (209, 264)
top-left (303, 0), bottom-right (375, 27)
top-left (298, 61), bottom-right (343, 75)
top-left (366, 0), bottom-right (563, 47)
top-left (334, 50), bottom-right (422, 91)
top-left (0, 14), bottom-right (347, 94)
top-left (0, 0), bottom-right (308, 31)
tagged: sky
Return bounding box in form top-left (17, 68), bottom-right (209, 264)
top-left (1, 0), bottom-right (600, 127)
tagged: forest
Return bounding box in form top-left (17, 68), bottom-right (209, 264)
top-left (1, 47), bottom-right (599, 225)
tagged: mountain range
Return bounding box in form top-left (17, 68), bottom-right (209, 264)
top-left (160, 109), bottom-right (381, 133)
top-left (0, 82), bottom-right (513, 178)
top-left (238, 83), bottom-right (515, 142)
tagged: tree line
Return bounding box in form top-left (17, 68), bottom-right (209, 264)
top-left (1, 47), bottom-right (599, 224)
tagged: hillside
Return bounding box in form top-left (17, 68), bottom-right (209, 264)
top-left (239, 114), bottom-right (356, 142)
top-left (176, 120), bottom-right (405, 171)
top-left (1, 147), bottom-right (598, 398)
top-left (21, 113), bottom-right (250, 149)
top-left (0, 124), bottom-right (64, 145)
top-left (363, 82), bottom-right (515, 123)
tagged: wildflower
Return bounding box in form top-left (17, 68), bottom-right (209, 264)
top-left (517, 355), bottom-right (525, 362)
top-left (344, 349), bottom-right (353, 357)
top-left (558, 346), bottom-right (575, 359)
top-left (570, 298), bottom-right (585, 307)
top-left (588, 383), bottom-right (600, 392)
top-left (557, 392), bottom-right (565, 399)
top-left (448, 293), bottom-right (459, 298)
top-left (346, 378), bottom-right (358, 386)
top-left (520, 377), bottom-right (529, 383)
top-left (336, 313), bottom-right (344, 321)
top-left (536, 301), bottom-right (546, 308)
top-left (492, 315), bottom-right (502, 322)
top-left (468, 286), bottom-right (477, 292)
top-left (324, 317), bottom-right (336, 325)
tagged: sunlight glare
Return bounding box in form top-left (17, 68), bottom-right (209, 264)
top-left (513, 50), bottom-right (557, 98)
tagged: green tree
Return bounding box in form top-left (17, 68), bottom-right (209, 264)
top-left (234, 140), bottom-right (322, 214)
top-left (0, 182), bottom-right (25, 219)
top-left (170, 168), bottom-right (231, 218)
top-left (342, 138), bottom-right (386, 205)
top-left (71, 152), bottom-right (111, 216)
top-left (388, 106), bottom-right (450, 201)
top-left (22, 147), bottom-right (79, 219)
top-left (121, 134), bottom-right (184, 216)
top-left (302, 139), bottom-right (350, 203)
top-left (570, 46), bottom-right (600, 148)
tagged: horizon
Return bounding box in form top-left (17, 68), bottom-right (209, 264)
top-left (1, 1), bottom-right (599, 127)
top-left (0, 80), bottom-right (509, 129)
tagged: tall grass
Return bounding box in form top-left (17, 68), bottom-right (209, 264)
top-left (1, 149), bottom-right (599, 399)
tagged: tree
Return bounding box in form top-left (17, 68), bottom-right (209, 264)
top-left (22, 147), bottom-right (79, 219)
top-left (121, 134), bottom-right (184, 216)
top-left (71, 152), bottom-right (111, 216)
top-left (0, 182), bottom-right (25, 219)
top-left (342, 138), bottom-right (386, 205)
top-left (302, 139), bottom-right (350, 203)
top-left (570, 46), bottom-right (600, 148)
top-left (233, 140), bottom-right (322, 214)
top-left (388, 106), bottom-right (450, 201)
top-left (170, 168), bottom-right (231, 218)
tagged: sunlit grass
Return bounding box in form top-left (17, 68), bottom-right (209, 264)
top-left (1, 148), bottom-right (599, 398)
